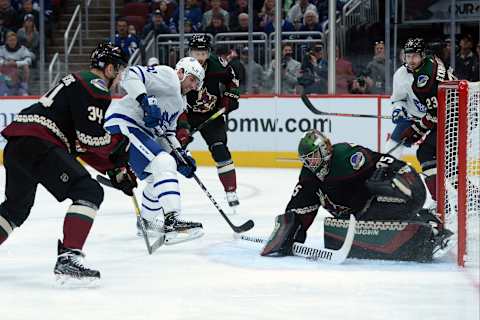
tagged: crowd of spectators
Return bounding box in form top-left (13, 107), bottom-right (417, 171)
top-left (0, 0), bottom-right (58, 95)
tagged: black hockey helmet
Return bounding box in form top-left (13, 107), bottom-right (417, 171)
top-left (188, 34), bottom-right (211, 51)
top-left (404, 38), bottom-right (425, 55)
top-left (90, 42), bottom-right (128, 70)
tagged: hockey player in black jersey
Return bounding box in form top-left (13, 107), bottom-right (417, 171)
top-left (261, 129), bottom-right (454, 262)
top-left (0, 42), bottom-right (133, 284)
top-left (176, 34), bottom-right (241, 209)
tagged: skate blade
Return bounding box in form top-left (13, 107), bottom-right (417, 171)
top-left (165, 228), bottom-right (204, 245)
top-left (54, 274), bottom-right (100, 288)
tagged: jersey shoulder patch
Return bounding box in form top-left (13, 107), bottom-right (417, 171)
top-left (77, 71), bottom-right (111, 97)
top-left (349, 151), bottom-right (366, 170)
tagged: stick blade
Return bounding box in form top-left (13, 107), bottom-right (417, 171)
top-left (232, 219), bottom-right (255, 233)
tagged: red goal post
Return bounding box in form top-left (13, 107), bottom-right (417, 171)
top-left (437, 80), bottom-right (480, 267)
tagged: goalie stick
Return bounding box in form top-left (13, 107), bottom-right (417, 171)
top-left (235, 215), bottom-right (356, 264)
top-left (96, 175), bottom-right (165, 254)
top-left (301, 94), bottom-right (393, 120)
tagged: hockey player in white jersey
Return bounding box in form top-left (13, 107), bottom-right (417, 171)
top-left (104, 57), bottom-right (205, 244)
top-left (388, 38), bottom-right (447, 207)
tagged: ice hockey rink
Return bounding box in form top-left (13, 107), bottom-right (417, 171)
top-left (0, 166), bottom-right (478, 320)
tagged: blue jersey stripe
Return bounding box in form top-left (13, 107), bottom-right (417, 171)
top-left (153, 179), bottom-right (179, 188)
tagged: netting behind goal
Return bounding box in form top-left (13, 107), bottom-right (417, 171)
top-left (438, 80), bottom-right (479, 270)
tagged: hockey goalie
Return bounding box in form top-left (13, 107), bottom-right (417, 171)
top-left (262, 129), bottom-right (454, 262)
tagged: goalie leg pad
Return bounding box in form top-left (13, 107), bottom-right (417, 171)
top-left (261, 211), bottom-right (300, 256)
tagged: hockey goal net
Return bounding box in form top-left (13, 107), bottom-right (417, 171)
top-left (438, 80), bottom-right (480, 269)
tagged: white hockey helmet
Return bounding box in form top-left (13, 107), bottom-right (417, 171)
top-left (175, 57), bottom-right (205, 90)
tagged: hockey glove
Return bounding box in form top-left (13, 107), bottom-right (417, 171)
top-left (176, 127), bottom-right (193, 147)
top-left (106, 166), bottom-right (138, 196)
top-left (391, 107), bottom-right (407, 124)
top-left (108, 135), bottom-right (130, 167)
top-left (138, 94), bottom-right (162, 128)
top-left (221, 91), bottom-right (240, 114)
top-left (400, 122), bottom-right (428, 145)
top-left (365, 166), bottom-right (412, 203)
top-left (174, 148), bottom-right (197, 178)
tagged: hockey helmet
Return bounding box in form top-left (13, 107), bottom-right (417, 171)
top-left (175, 57), bottom-right (205, 90)
top-left (188, 34), bottom-right (211, 51)
top-left (404, 38), bottom-right (425, 55)
top-left (90, 42), bottom-right (128, 70)
top-left (298, 129), bottom-right (332, 180)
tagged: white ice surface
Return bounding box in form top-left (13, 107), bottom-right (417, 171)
top-left (0, 167), bottom-right (478, 320)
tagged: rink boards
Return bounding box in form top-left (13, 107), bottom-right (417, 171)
top-left (0, 95), bottom-right (420, 169)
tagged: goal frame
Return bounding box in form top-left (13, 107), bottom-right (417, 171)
top-left (437, 80), bottom-right (470, 267)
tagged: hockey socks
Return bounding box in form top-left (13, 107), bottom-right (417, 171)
top-left (217, 160), bottom-right (237, 192)
top-left (0, 215), bottom-right (13, 245)
top-left (62, 202), bottom-right (97, 250)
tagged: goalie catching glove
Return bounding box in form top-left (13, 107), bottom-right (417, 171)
top-left (365, 165), bottom-right (415, 204)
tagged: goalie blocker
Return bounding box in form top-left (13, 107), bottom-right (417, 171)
top-left (261, 129), bottom-right (453, 262)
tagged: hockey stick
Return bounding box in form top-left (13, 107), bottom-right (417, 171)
top-left (235, 215), bottom-right (356, 264)
top-left (386, 138), bottom-right (406, 155)
top-left (96, 175), bottom-right (165, 254)
top-left (162, 134), bottom-right (254, 233)
top-left (301, 94), bottom-right (393, 120)
top-left (190, 107), bottom-right (226, 136)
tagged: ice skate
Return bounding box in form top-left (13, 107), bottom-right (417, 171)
top-left (226, 191), bottom-right (240, 214)
top-left (136, 216), bottom-right (163, 237)
top-left (163, 211), bottom-right (204, 245)
top-left (54, 240), bottom-right (100, 287)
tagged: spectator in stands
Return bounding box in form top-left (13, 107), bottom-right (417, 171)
top-left (170, 0), bottom-right (202, 33)
top-left (297, 43), bottom-right (327, 94)
top-left (152, 0), bottom-right (174, 22)
top-left (114, 17), bottom-right (139, 58)
top-left (203, 0), bottom-right (229, 31)
top-left (183, 18), bottom-right (195, 33)
top-left (287, 0), bottom-right (317, 29)
top-left (232, 13), bottom-right (249, 32)
top-left (348, 70), bottom-right (374, 94)
top-left (143, 9), bottom-right (170, 38)
top-left (16, 0), bottom-right (39, 30)
top-left (265, 43), bottom-right (301, 94)
top-left (0, 14), bottom-right (9, 46)
top-left (455, 33), bottom-right (479, 81)
top-left (239, 46), bottom-right (264, 93)
top-left (204, 13), bottom-right (228, 35)
top-left (335, 46), bottom-right (354, 93)
top-left (128, 24), bottom-right (137, 37)
top-left (299, 9), bottom-right (322, 34)
top-left (229, 0), bottom-right (249, 31)
top-left (16, 14), bottom-right (38, 65)
top-left (0, 0), bottom-right (17, 30)
top-left (365, 40), bottom-right (385, 94)
top-left (0, 31), bottom-right (32, 95)
top-left (441, 38), bottom-right (452, 69)
top-left (263, 10), bottom-right (294, 34)
top-left (258, 0), bottom-right (275, 31)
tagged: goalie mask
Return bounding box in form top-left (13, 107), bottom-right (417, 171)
top-left (298, 129), bottom-right (332, 180)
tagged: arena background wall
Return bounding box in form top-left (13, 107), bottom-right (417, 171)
top-left (0, 96), bottom-right (421, 171)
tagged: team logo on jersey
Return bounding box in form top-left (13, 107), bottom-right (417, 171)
top-left (413, 99), bottom-right (427, 112)
top-left (417, 75), bottom-right (429, 88)
top-left (90, 79), bottom-right (109, 92)
top-left (350, 152), bottom-right (365, 170)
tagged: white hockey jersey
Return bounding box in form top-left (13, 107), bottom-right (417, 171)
top-left (390, 65), bottom-right (427, 119)
top-left (105, 65), bottom-right (186, 148)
